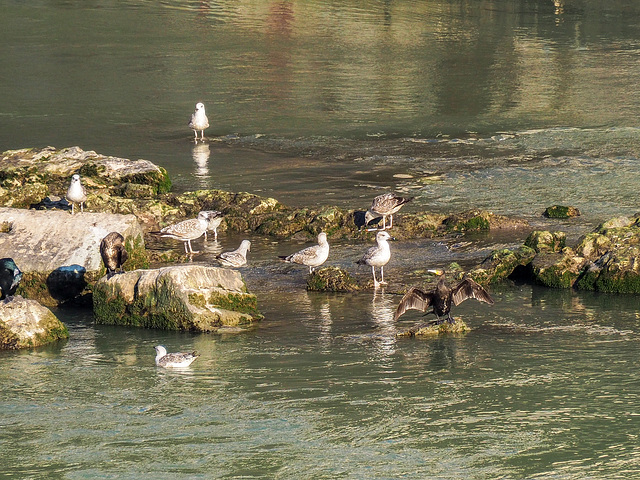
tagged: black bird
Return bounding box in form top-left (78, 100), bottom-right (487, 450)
top-left (0, 257), bottom-right (22, 300)
top-left (100, 232), bottom-right (129, 279)
top-left (394, 269), bottom-right (494, 323)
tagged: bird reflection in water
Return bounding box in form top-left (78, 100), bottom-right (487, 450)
top-left (192, 142), bottom-right (211, 188)
top-left (370, 290), bottom-right (397, 357)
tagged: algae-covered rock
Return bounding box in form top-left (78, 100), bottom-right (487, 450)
top-left (468, 246), bottom-right (536, 284)
top-left (543, 205), bottom-right (580, 218)
top-left (0, 207), bottom-right (148, 306)
top-left (397, 319), bottom-right (469, 337)
top-left (524, 230), bottom-right (566, 253)
top-left (306, 267), bottom-right (359, 292)
top-left (93, 265), bottom-right (261, 332)
top-left (0, 296), bottom-right (69, 349)
top-left (530, 250), bottom-right (583, 289)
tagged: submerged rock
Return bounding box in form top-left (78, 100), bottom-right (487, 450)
top-left (0, 207), bottom-right (147, 306)
top-left (396, 319), bottom-right (469, 337)
top-left (306, 267), bottom-right (359, 292)
top-left (93, 265), bottom-right (262, 332)
top-left (543, 205), bottom-right (581, 218)
top-left (0, 296), bottom-right (69, 349)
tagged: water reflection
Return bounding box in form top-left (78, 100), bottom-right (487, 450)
top-left (191, 142), bottom-right (211, 187)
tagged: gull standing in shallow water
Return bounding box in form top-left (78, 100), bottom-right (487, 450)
top-left (365, 192), bottom-right (414, 230)
top-left (151, 211), bottom-right (209, 254)
top-left (280, 232), bottom-right (330, 274)
top-left (154, 346), bottom-right (199, 368)
top-left (394, 269), bottom-right (494, 323)
top-left (357, 230), bottom-right (393, 288)
top-left (217, 240), bottom-right (251, 267)
top-left (66, 174), bottom-right (87, 214)
top-left (201, 210), bottom-right (224, 241)
top-left (189, 102), bottom-right (209, 141)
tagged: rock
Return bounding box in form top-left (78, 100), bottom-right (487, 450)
top-left (0, 207), bottom-right (148, 306)
top-left (0, 296), bottom-right (68, 349)
top-left (396, 319), bottom-right (469, 337)
top-left (306, 267), bottom-right (359, 292)
top-left (468, 246), bottom-right (536, 284)
top-left (524, 230), bottom-right (566, 253)
top-left (543, 205), bottom-right (581, 218)
top-left (92, 265), bottom-right (262, 332)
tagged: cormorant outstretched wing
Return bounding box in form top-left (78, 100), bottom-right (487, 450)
top-left (394, 287), bottom-right (435, 321)
top-left (451, 278), bottom-right (494, 306)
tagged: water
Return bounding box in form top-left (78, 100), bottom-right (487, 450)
top-left (2, 0), bottom-right (640, 477)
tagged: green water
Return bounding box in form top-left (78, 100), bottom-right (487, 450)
top-left (2, 0), bottom-right (640, 477)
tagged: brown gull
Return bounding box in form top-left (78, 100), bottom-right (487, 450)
top-left (151, 211), bottom-right (209, 254)
top-left (279, 232), bottom-right (330, 274)
top-left (364, 192), bottom-right (414, 230)
top-left (217, 239), bottom-right (251, 267)
top-left (356, 230), bottom-right (392, 288)
top-left (100, 232), bottom-right (128, 279)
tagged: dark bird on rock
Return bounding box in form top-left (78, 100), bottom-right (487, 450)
top-left (394, 269), bottom-right (494, 323)
top-left (365, 192), bottom-right (414, 230)
top-left (100, 232), bottom-right (129, 279)
top-left (0, 257), bottom-right (22, 300)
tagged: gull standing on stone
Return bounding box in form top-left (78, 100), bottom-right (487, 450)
top-left (217, 240), bottom-right (251, 267)
top-left (154, 345), bottom-right (199, 368)
top-left (189, 102), bottom-right (209, 141)
top-left (151, 211), bottom-right (209, 254)
top-left (100, 232), bottom-right (129, 279)
top-left (279, 232), bottom-right (330, 274)
top-left (201, 210), bottom-right (224, 241)
top-left (364, 192), bottom-right (414, 230)
top-left (66, 174), bottom-right (87, 214)
top-left (356, 230), bottom-right (393, 288)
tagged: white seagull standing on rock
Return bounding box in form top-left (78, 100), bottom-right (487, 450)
top-left (357, 230), bottom-right (393, 288)
top-left (189, 102), bottom-right (209, 141)
top-left (280, 232), bottom-right (330, 274)
top-left (154, 345), bottom-right (199, 368)
top-left (151, 211), bottom-right (209, 254)
top-left (66, 174), bottom-right (87, 215)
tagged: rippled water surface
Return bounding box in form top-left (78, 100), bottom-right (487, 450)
top-left (2, 0), bottom-right (640, 478)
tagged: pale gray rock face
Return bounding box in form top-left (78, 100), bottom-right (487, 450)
top-left (0, 296), bottom-right (68, 349)
top-left (93, 265), bottom-right (261, 333)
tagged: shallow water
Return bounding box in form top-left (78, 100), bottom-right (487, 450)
top-left (2, 0), bottom-right (640, 478)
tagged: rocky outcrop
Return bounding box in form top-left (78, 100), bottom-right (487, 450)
top-left (93, 265), bottom-right (262, 332)
top-left (543, 205), bottom-right (580, 218)
top-left (0, 208), bottom-right (148, 306)
top-left (306, 267), bottom-right (359, 292)
top-left (0, 296), bottom-right (69, 349)
top-left (470, 216), bottom-right (640, 293)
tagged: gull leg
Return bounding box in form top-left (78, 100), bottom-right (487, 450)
top-left (71, 203), bottom-right (75, 215)
top-left (386, 215), bottom-right (393, 230)
top-left (379, 266), bottom-right (387, 286)
top-left (80, 202), bottom-right (84, 213)
top-left (203, 231), bottom-right (208, 241)
top-left (372, 266), bottom-right (379, 288)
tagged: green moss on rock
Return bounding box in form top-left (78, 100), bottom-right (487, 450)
top-left (307, 267), bottom-right (360, 292)
top-left (543, 205), bottom-right (580, 218)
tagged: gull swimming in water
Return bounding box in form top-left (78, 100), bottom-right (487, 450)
top-left (189, 102), bottom-right (209, 141)
top-left (66, 174), bottom-right (87, 215)
top-left (201, 210), bottom-right (224, 241)
top-left (151, 211), bottom-right (209, 254)
top-left (356, 230), bottom-right (392, 288)
top-left (217, 239), bottom-right (251, 267)
top-left (0, 258), bottom-right (22, 301)
top-left (154, 345), bottom-right (199, 368)
top-left (100, 232), bottom-right (128, 279)
top-left (279, 232), bottom-right (330, 274)
top-left (394, 269), bottom-right (494, 323)
top-left (364, 192), bottom-right (414, 230)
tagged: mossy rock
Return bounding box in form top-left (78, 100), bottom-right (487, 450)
top-left (307, 267), bottom-right (360, 292)
top-left (444, 210), bottom-right (491, 233)
top-left (543, 205), bottom-right (580, 218)
top-left (469, 246), bottom-right (536, 284)
top-left (0, 297), bottom-right (69, 349)
top-left (524, 230), bottom-right (566, 253)
top-left (397, 319), bottom-right (469, 337)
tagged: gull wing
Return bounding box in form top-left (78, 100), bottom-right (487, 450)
top-left (394, 287), bottom-right (434, 321)
top-left (451, 278), bottom-right (494, 306)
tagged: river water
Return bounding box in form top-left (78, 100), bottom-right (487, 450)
top-left (2, 0), bottom-right (640, 478)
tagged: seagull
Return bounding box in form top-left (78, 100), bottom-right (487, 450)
top-left (217, 239), bottom-right (251, 267)
top-left (364, 192), bottom-right (414, 230)
top-left (151, 211), bottom-right (209, 254)
top-left (189, 102), bottom-right (209, 141)
top-left (279, 232), bottom-right (330, 274)
top-left (394, 269), bottom-right (494, 323)
top-left (0, 258), bottom-right (22, 301)
top-left (100, 232), bottom-right (128, 279)
top-left (66, 174), bottom-right (87, 214)
top-left (154, 345), bottom-right (199, 368)
top-left (356, 230), bottom-right (393, 288)
top-left (201, 210), bottom-right (224, 241)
